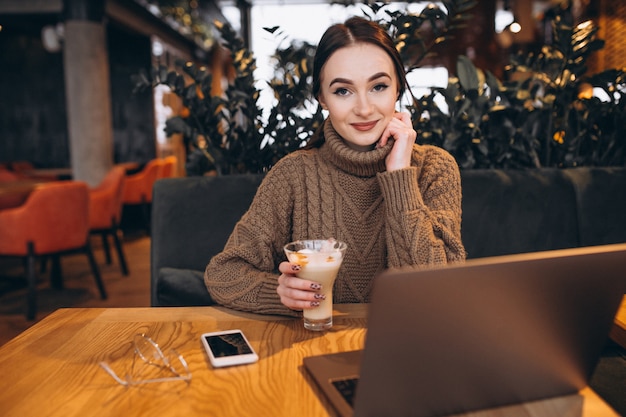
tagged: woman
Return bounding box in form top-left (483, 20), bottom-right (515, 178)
top-left (205, 16), bottom-right (466, 316)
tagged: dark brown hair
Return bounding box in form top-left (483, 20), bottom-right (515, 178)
top-left (307, 16), bottom-right (409, 148)
top-left (312, 16), bottom-right (408, 99)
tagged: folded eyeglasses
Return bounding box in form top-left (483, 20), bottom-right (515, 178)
top-left (99, 334), bottom-right (192, 386)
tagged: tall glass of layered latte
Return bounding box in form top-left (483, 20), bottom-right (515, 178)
top-left (284, 239), bottom-right (348, 331)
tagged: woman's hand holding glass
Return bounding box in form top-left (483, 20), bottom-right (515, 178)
top-left (277, 261), bottom-right (324, 311)
top-left (377, 111), bottom-right (417, 171)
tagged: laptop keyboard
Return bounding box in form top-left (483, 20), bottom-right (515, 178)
top-left (331, 377), bottom-right (359, 407)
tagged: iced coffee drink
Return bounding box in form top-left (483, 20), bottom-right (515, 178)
top-left (284, 239), bottom-right (347, 331)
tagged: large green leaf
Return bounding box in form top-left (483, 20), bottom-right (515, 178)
top-left (457, 55), bottom-right (480, 92)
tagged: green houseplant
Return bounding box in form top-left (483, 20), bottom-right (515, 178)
top-left (135, 0), bottom-right (625, 174)
top-left (134, 0), bottom-right (477, 175)
top-left (415, 14), bottom-right (626, 169)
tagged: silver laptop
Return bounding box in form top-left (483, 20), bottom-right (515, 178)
top-left (303, 243), bottom-right (626, 417)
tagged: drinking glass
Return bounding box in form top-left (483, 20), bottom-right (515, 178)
top-left (284, 239), bottom-right (347, 331)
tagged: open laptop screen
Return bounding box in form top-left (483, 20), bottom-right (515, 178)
top-left (305, 243), bottom-right (626, 417)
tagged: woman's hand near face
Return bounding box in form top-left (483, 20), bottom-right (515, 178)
top-left (377, 112), bottom-right (416, 171)
top-left (276, 262), bottom-right (325, 311)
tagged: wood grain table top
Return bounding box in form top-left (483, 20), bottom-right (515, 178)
top-left (610, 296), bottom-right (626, 349)
top-left (0, 179), bottom-right (48, 210)
top-left (0, 305), bottom-right (619, 417)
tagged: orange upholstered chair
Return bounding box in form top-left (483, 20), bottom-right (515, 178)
top-left (0, 169), bottom-right (20, 182)
top-left (8, 160), bottom-right (34, 173)
top-left (158, 155), bottom-right (177, 179)
top-left (0, 181), bottom-right (107, 320)
top-left (122, 158), bottom-right (163, 205)
top-left (89, 166), bottom-right (128, 275)
top-left (122, 158), bottom-right (163, 233)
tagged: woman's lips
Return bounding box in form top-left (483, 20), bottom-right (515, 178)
top-left (351, 121), bottom-right (378, 131)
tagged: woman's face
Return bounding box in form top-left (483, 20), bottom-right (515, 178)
top-left (317, 42), bottom-right (399, 151)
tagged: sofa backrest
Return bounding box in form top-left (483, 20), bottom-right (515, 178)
top-left (150, 168), bottom-right (626, 306)
top-left (561, 167), bottom-right (626, 247)
top-left (151, 174), bottom-right (264, 305)
top-left (460, 169), bottom-right (580, 259)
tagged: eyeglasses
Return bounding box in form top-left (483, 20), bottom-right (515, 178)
top-left (99, 334), bottom-right (192, 386)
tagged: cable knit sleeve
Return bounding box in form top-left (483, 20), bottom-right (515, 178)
top-left (204, 157), bottom-right (301, 317)
top-left (377, 145), bottom-right (466, 267)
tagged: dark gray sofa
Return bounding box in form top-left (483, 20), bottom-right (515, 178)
top-left (150, 167), bottom-right (626, 307)
top-left (150, 174), bottom-right (264, 306)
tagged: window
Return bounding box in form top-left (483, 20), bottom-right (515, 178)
top-left (221, 2), bottom-right (450, 118)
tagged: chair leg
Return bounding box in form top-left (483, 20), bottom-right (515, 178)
top-left (85, 242), bottom-right (107, 300)
top-left (50, 255), bottom-right (63, 290)
top-left (39, 256), bottom-right (48, 273)
top-left (111, 224), bottom-right (129, 276)
top-left (26, 243), bottom-right (37, 321)
top-left (101, 232), bottom-right (112, 264)
top-left (141, 201), bottom-right (151, 236)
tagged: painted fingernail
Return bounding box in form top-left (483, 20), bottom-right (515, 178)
top-left (310, 301), bottom-right (320, 307)
top-left (314, 293), bottom-right (326, 300)
top-left (310, 283), bottom-right (321, 290)
top-left (292, 265), bottom-right (301, 272)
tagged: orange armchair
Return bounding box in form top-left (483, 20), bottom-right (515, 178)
top-left (89, 167), bottom-right (128, 275)
top-left (122, 158), bottom-right (163, 233)
top-left (0, 181), bottom-right (107, 320)
top-left (158, 155), bottom-right (177, 179)
top-left (8, 160), bottom-right (34, 173)
top-left (122, 158), bottom-right (163, 205)
top-left (0, 169), bottom-right (20, 182)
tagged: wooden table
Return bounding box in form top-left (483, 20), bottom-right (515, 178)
top-left (20, 167), bottom-right (74, 180)
top-left (0, 179), bottom-right (46, 210)
top-left (0, 305), bottom-right (619, 417)
top-left (115, 161), bottom-right (142, 174)
top-left (610, 295), bottom-right (626, 349)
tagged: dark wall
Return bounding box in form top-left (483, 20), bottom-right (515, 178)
top-left (108, 23), bottom-right (156, 165)
top-left (0, 15), bottom-right (157, 167)
top-left (0, 16), bottom-right (69, 168)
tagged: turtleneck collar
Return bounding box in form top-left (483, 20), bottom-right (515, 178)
top-left (318, 119), bottom-right (393, 178)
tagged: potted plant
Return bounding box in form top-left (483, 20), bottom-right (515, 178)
top-left (135, 0), bottom-right (625, 173)
top-left (133, 0), bottom-right (477, 175)
top-left (415, 13), bottom-right (626, 169)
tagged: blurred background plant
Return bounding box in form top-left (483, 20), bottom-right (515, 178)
top-left (415, 13), bottom-right (626, 169)
top-left (134, 0), bottom-right (476, 174)
top-left (137, 0), bottom-right (216, 49)
top-left (134, 0), bottom-right (625, 174)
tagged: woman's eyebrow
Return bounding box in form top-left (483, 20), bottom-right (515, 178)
top-left (329, 77), bottom-right (352, 87)
top-left (329, 72), bottom-right (392, 87)
top-left (368, 72), bottom-right (392, 82)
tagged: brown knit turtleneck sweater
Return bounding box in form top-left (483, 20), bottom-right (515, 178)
top-left (205, 121), bottom-right (466, 316)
